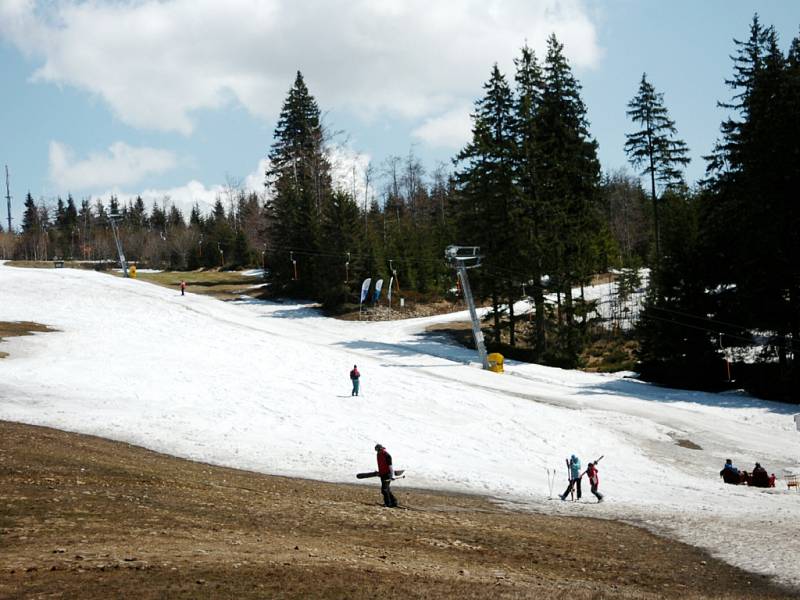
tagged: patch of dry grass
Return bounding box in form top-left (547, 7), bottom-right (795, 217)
top-left (129, 270), bottom-right (266, 301)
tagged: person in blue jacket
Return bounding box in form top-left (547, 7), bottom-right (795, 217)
top-left (719, 458), bottom-right (741, 485)
top-left (560, 454), bottom-right (582, 501)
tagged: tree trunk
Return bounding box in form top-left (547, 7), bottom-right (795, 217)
top-left (508, 291), bottom-right (516, 347)
top-left (580, 280), bottom-right (587, 327)
top-left (492, 290), bottom-right (501, 344)
top-left (533, 280), bottom-right (546, 359)
top-left (556, 282), bottom-right (563, 325)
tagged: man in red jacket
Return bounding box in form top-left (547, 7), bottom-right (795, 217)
top-left (375, 444), bottom-right (398, 507)
top-left (587, 461), bottom-right (604, 502)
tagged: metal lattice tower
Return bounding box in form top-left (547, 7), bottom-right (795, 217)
top-left (445, 245), bottom-right (490, 370)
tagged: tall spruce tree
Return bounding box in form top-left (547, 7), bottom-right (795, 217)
top-left (702, 16), bottom-right (800, 393)
top-left (266, 71), bottom-right (332, 294)
top-left (636, 189), bottom-right (723, 389)
top-left (21, 192), bottom-right (37, 233)
top-left (513, 44), bottom-right (548, 355)
top-left (624, 73), bottom-right (690, 273)
top-left (534, 34), bottom-right (602, 365)
top-left (454, 64), bottom-right (519, 344)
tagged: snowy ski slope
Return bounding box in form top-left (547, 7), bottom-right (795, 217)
top-left (1, 263), bottom-right (799, 588)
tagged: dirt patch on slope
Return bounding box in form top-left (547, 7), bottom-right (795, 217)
top-left (0, 322), bottom-right (57, 358)
top-left (0, 421), bottom-right (793, 599)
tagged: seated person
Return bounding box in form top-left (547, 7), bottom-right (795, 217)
top-left (750, 462), bottom-right (770, 488)
top-left (719, 458), bottom-right (741, 484)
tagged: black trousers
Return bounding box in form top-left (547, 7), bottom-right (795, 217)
top-left (590, 481), bottom-right (603, 500)
top-left (561, 477), bottom-right (582, 500)
top-left (380, 476), bottom-right (397, 507)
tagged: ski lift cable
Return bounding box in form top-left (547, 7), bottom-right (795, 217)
top-left (647, 304), bottom-right (757, 334)
top-left (639, 312), bottom-right (756, 344)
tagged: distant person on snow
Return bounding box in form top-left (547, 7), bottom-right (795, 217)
top-left (375, 444), bottom-right (398, 508)
top-left (180, 280), bottom-right (187, 296)
top-left (586, 461), bottom-right (604, 502)
top-left (719, 458), bottom-right (741, 485)
top-left (350, 365), bottom-right (360, 396)
top-left (560, 454), bottom-right (582, 501)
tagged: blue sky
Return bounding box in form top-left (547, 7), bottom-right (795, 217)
top-left (1, 1), bottom-right (799, 229)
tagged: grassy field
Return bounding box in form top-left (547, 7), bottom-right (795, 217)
top-left (127, 270), bottom-right (267, 301)
top-left (6, 260), bottom-right (108, 270)
top-left (6, 261), bottom-right (267, 301)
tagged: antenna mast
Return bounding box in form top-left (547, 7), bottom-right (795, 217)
top-left (4, 165), bottom-right (11, 232)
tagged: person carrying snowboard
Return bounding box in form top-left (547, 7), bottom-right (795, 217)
top-left (586, 461), bottom-right (604, 502)
top-left (375, 444), bottom-right (397, 507)
top-left (560, 454), bottom-right (582, 501)
top-left (350, 364), bottom-right (360, 396)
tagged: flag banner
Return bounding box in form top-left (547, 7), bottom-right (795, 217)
top-left (388, 277), bottom-right (394, 303)
top-left (373, 279), bottom-right (384, 302)
top-left (360, 278), bottom-right (372, 304)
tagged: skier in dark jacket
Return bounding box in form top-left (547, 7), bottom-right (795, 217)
top-left (586, 461), bottom-right (604, 502)
top-left (560, 454), bottom-right (582, 501)
top-left (720, 459), bottom-right (741, 485)
top-left (375, 444), bottom-right (397, 507)
top-left (350, 365), bottom-right (360, 396)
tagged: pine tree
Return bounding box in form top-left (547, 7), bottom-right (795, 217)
top-left (636, 189), bottom-right (723, 389)
top-left (189, 203), bottom-right (203, 227)
top-left (513, 44), bottom-right (548, 355)
top-left (534, 34), bottom-right (602, 365)
top-left (130, 196), bottom-right (148, 230)
top-left (624, 73), bottom-right (690, 272)
top-left (266, 71), bottom-right (332, 294)
top-left (701, 16), bottom-right (799, 394)
top-left (317, 189), bottom-right (361, 307)
top-left (454, 64), bottom-right (519, 344)
top-left (21, 192), bottom-right (38, 233)
top-left (167, 205), bottom-right (185, 230)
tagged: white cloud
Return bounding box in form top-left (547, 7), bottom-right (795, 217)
top-left (48, 141), bottom-right (178, 191)
top-left (100, 146), bottom-right (372, 218)
top-left (1, 0), bottom-right (601, 136)
top-left (412, 105), bottom-right (473, 149)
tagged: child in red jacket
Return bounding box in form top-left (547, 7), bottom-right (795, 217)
top-left (587, 461), bottom-right (604, 502)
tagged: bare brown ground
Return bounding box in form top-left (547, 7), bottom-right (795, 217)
top-left (0, 422), bottom-right (794, 599)
top-left (0, 322), bottom-right (56, 359)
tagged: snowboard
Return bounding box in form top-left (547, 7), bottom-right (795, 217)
top-left (356, 469), bottom-right (405, 479)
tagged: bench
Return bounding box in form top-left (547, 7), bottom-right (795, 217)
top-left (787, 475), bottom-right (799, 491)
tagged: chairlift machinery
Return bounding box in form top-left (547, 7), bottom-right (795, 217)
top-left (107, 212), bottom-right (129, 277)
top-left (445, 245), bottom-right (489, 370)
